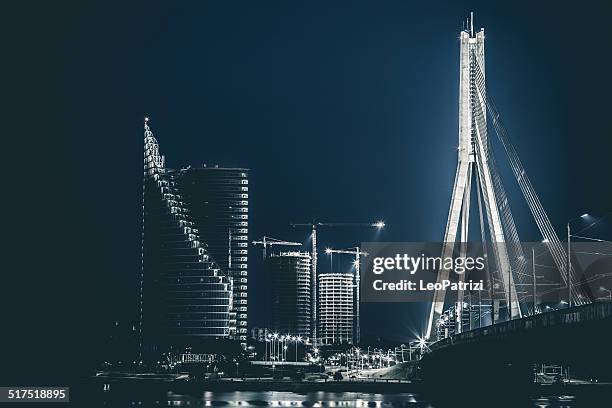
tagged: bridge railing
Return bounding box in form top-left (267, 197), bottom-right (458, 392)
top-left (429, 302), bottom-right (612, 352)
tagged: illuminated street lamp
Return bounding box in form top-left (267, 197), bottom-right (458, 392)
top-left (280, 336), bottom-right (286, 361)
top-left (273, 333), bottom-right (279, 361)
top-left (265, 333), bottom-right (272, 361)
top-left (295, 336), bottom-right (302, 362)
top-left (600, 287), bottom-right (612, 301)
top-left (567, 213), bottom-right (590, 308)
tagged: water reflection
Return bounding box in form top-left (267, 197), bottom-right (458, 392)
top-left (170, 392), bottom-right (429, 407)
top-left (100, 391), bottom-right (587, 407)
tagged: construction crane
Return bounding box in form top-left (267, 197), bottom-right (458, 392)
top-left (252, 236), bottom-right (302, 259)
top-left (324, 247), bottom-right (368, 344)
top-left (291, 221), bottom-right (385, 344)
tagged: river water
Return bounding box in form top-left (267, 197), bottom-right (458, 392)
top-left (97, 390), bottom-right (587, 407)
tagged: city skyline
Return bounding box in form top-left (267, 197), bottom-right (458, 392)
top-left (4, 1), bottom-right (611, 386)
top-left (119, 3), bottom-right (612, 342)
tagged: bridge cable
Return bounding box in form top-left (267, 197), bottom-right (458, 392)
top-left (471, 52), bottom-right (589, 305)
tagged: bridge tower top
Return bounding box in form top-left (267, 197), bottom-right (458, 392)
top-left (463, 12), bottom-right (483, 39)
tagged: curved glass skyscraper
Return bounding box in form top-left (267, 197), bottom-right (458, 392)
top-left (139, 119), bottom-right (248, 358)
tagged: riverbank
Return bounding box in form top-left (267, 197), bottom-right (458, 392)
top-left (90, 373), bottom-right (612, 398)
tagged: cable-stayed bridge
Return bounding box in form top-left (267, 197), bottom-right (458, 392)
top-left (418, 14), bottom-right (612, 384)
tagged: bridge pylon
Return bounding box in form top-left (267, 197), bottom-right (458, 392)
top-left (426, 13), bottom-right (523, 339)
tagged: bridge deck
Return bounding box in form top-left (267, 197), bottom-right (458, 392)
top-left (429, 302), bottom-right (612, 351)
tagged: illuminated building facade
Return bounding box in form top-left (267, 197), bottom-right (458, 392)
top-left (139, 119), bottom-right (248, 357)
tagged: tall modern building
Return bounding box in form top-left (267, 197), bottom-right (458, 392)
top-left (139, 119), bottom-right (248, 358)
top-left (267, 252), bottom-right (311, 337)
top-left (318, 273), bottom-right (354, 345)
top-left (177, 166), bottom-right (250, 347)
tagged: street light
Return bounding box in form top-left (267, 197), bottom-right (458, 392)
top-left (295, 336), bottom-right (302, 362)
top-left (532, 247), bottom-right (537, 315)
top-left (273, 333), bottom-right (279, 361)
top-left (265, 334), bottom-right (272, 361)
top-left (600, 287), bottom-right (612, 301)
top-left (280, 336), bottom-right (286, 361)
top-left (567, 213), bottom-right (589, 308)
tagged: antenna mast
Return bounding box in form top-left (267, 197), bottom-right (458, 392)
top-left (470, 12), bottom-right (474, 37)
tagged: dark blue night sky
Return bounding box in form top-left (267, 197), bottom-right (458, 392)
top-left (3, 0), bottom-right (611, 381)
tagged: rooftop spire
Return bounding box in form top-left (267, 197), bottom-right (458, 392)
top-left (470, 11), bottom-right (474, 37)
top-left (144, 116), bottom-right (151, 136)
top-left (143, 116), bottom-right (165, 176)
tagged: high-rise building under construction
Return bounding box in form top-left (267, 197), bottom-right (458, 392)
top-left (266, 251), bottom-right (311, 337)
top-left (318, 273), bottom-right (354, 345)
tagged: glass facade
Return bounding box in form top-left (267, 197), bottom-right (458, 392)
top-left (177, 167), bottom-right (249, 347)
top-left (139, 120), bottom-right (248, 357)
top-left (267, 252), bottom-right (311, 337)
